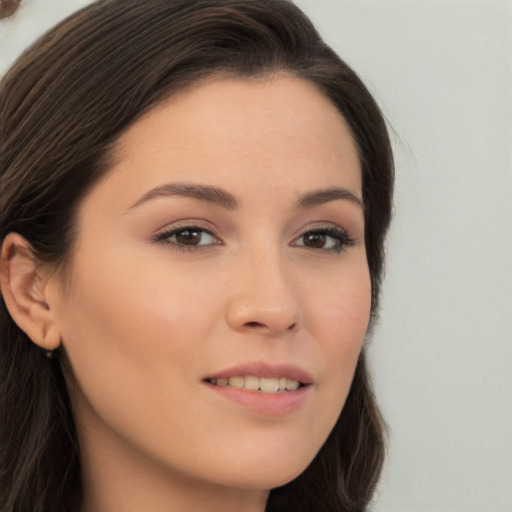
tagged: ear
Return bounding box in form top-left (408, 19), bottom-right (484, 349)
top-left (0, 233), bottom-right (61, 351)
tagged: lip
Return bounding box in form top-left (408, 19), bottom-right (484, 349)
top-left (204, 361), bottom-right (314, 384)
top-left (203, 362), bottom-right (314, 417)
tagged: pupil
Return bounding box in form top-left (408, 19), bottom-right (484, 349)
top-left (176, 229), bottom-right (201, 245)
top-left (305, 233), bottom-right (326, 248)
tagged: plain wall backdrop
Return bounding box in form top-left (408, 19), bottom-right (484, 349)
top-left (1, 1), bottom-right (511, 511)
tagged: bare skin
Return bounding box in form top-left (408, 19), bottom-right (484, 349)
top-left (1, 75), bottom-right (370, 512)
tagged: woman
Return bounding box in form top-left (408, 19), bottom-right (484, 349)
top-left (0, 0), bottom-right (393, 511)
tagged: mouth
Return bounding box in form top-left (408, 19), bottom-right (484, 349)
top-left (203, 362), bottom-right (314, 394)
top-left (202, 363), bottom-right (313, 416)
top-left (204, 375), bottom-right (305, 393)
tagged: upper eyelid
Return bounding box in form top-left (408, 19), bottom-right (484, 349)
top-left (293, 222), bottom-right (354, 239)
top-left (295, 226), bottom-right (354, 242)
top-left (296, 224), bottom-right (345, 234)
top-left (154, 224), bottom-right (218, 239)
top-left (152, 226), bottom-right (222, 252)
top-left (152, 219), bottom-right (218, 236)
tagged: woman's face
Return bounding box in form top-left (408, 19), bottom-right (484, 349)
top-left (49, 75), bottom-right (371, 497)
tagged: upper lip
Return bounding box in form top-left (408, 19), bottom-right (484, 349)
top-left (204, 361), bottom-right (314, 385)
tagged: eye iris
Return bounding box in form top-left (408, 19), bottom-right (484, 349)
top-left (175, 229), bottom-right (202, 245)
top-left (304, 232), bottom-right (327, 248)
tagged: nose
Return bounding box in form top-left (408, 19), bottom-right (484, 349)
top-left (225, 249), bottom-right (303, 337)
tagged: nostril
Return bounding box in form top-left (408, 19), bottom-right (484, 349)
top-left (244, 320), bottom-right (298, 332)
top-left (246, 321), bottom-right (264, 328)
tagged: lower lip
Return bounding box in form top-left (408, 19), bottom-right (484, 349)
top-left (204, 382), bottom-right (312, 417)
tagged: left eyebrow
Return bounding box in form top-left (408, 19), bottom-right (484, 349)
top-left (295, 187), bottom-right (364, 210)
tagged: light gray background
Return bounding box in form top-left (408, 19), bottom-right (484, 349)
top-left (1, 1), bottom-right (511, 511)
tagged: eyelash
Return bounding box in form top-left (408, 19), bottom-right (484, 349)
top-left (153, 224), bottom-right (219, 253)
top-left (153, 225), bottom-right (355, 254)
top-left (295, 226), bottom-right (356, 253)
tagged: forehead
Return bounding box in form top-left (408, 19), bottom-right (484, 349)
top-left (90, 75), bottom-right (362, 207)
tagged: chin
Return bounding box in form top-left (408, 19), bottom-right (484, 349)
top-left (208, 450), bottom-right (316, 491)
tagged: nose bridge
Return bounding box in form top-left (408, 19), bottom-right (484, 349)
top-left (225, 240), bottom-right (303, 336)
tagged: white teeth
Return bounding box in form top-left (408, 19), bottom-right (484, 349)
top-left (285, 378), bottom-right (300, 391)
top-left (228, 376), bottom-right (244, 388)
top-left (209, 375), bottom-right (302, 393)
top-left (244, 375), bottom-right (260, 391)
top-left (260, 377), bottom-right (279, 393)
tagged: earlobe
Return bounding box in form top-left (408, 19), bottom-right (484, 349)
top-left (0, 233), bottom-right (61, 351)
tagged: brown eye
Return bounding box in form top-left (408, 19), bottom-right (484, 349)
top-left (174, 228), bottom-right (203, 245)
top-left (295, 227), bottom-right (355, 253)
top-left (154, 226), bottom-right (219, 249)
top-left (303, 232), bottom-right (328, 249)
top-left (0, 0), bottom-right (22, 20)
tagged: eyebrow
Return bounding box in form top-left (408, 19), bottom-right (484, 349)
top-left (128, 182), bottom-right (363, 211)
top-left (128, 182), bottom-right (238, 210)
top-left (295, 187), bottom-right (364, 210)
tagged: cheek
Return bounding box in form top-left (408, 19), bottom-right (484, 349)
top-left (327, 272), bottom-right (371, 377)
top-left (308, 261), bottom-right (372, 356)
top-left (55, 250), bottom-right (220, 415)
top-left (60, 246), bottom-right (216, 347)
top-left (55, 253), bottom-right (227, 467)
top-left (303, 261), bottom-right (372, 446)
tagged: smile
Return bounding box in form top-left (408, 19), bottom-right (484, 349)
top-left (205, 376), bottom-right (301, 393)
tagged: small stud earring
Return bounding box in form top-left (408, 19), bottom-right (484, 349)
top-left (41, 329), bottom-right (57, 359)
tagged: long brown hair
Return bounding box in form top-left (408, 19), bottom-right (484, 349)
top-left (0, 1), bottom-right (394, 510)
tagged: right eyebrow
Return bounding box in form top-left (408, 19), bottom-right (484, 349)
top-left (127, 182), bottom-right (239, 211)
